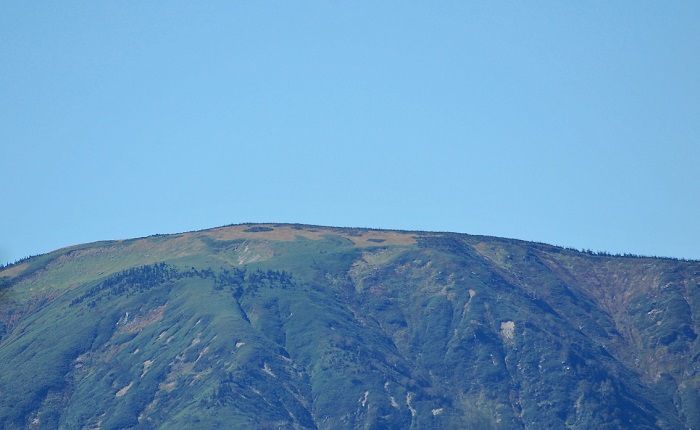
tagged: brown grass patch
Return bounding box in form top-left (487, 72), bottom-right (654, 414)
top-left (117, 305), bottom-right (167, 335)
top-left (198, 224), bottom-right (417, 247)
top-left (0, 263), bottom-right (29, 278)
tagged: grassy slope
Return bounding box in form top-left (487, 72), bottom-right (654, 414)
top-left (0, 224), bottom-right (699, 429)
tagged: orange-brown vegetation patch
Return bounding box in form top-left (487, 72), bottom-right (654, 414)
top-left (117, 305), bottom-right (167, 335)
top-left (350, 231), bottom-right (417, 247)
top-left (0, 263), bottom-right (29, 279)
top-left (55, 246), bottom-right (112, 261)
top-left (198, 224), bottom-right (418, 247)
top-left (540, 253), bottom-right (667, 314)
top-left (473, 241), bottom-right (670, 315)
top-left (126, 234), bottom-right (207, 260)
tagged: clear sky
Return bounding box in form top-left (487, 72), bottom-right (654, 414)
top-left (2, 2), bottom-right (699, 264)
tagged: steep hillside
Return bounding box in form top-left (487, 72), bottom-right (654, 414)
top-left (1, 224), bottom-right (698, 429)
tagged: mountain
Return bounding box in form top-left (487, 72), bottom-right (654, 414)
top-left (1, 223), bottom-right (699, 429)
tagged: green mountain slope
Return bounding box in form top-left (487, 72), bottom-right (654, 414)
top-left (1, 224), bottom-right (699, 429)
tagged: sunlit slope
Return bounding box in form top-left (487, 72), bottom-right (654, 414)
top-left (0, 224), bottom-right (416, 298)
top-left (1, 224), bottom-right (699, 429)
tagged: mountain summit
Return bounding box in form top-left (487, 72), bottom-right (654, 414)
top-left (1, 223), bottom-right (698, 429)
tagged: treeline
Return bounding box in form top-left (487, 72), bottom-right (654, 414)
top-left (568, 247), bottom-right (695, 261)
top-left (69, 263), bottom-right (297, 307)
top-left (186, 266), bottom-right (294, 289)
top-left (69, 262), bottom-right (181, 307)
top-left (212, 267), bottom-right (295, 299)
top-left (0, 254), bottom-right (41, 270)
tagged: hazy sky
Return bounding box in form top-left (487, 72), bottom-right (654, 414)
top-left (2, 2), bottom-right (699, 264)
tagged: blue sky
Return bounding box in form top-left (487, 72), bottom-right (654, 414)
top-left (2, 2), bottom-right (699, 263)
